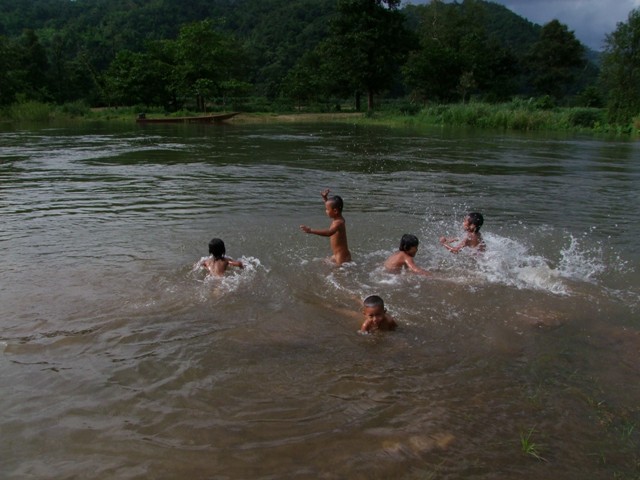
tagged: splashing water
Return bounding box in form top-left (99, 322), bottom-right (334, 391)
top-left (192, 255), bottom-right (265, 297)
top-left (473, 233), bottom-right (606, 295)
top-left (557, 235), bottom-right (605, 282)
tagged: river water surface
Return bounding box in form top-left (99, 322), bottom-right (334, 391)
top-left (1, 121), bottom-right (639, 479)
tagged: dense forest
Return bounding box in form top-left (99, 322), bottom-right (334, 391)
top-left (0, 0), bottom-right (638, 124)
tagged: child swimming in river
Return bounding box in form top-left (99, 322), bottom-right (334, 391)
top-left (384, 234), bottom-right (432, 276)
top-left (440, 212), bottom-right (486, 254)
top-left (300, 188), bottom-right (352, 266)
top-left (359, 295), bottom-right (397, 334)
top-left (199, 238), bottom-right (243, 277)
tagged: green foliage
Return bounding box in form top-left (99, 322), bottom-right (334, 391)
top-left (5, 100), bottom-right (52, 120)
top-left (402, 0), bottom-right (520, 104)
top-left (520, 427), bottom-right (547, 462)
top-left (0, 0), bottom-right (603, 118)
top-left (600, 8), bottom-right (640, 124)
top-left (576, 86), bottom-right (605, 108)
top-left (525, 20), bottom-right (585, 100)
top-left (534, 95), bottom-right (556, 110)
top-left (104, 50), bottom-right (173, 108)
top-left (402, 100), bottom-right (611, 133)
top-left (320, 0), bottom-right (411, 111)
top-left (60, 99), bottom-right (90, 117)
top-left (567, 108), bottom-right (604, 128)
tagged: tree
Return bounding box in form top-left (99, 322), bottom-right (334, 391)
top-left (104, 49), bottom-right (172, 107)
top-left (403, 0), bottom-right (518, 103)
top-left (321, 0), bottom-right (411, 111)
top-left (19, 29), bottom-right (51, 100)
top-left (525, 20), bottom-right (585, 100)
top-left (0, 35), bottom-right (21, 105)
top-left (283, 50), bottom-right (327, 108)
top-left (172, 20), bottom-right (247, 111)
top-left (600, 8), bottom-right (640, 124)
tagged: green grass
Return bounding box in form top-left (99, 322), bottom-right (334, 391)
top-left (3, 100), bottom-right (53, 121)
top-left (1, 98), bottom-right (638, 136)
top-left (520, 427), bottom-right (547, 462)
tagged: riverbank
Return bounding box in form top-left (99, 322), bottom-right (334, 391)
top-left (2, 100), bottom-right (638, 136)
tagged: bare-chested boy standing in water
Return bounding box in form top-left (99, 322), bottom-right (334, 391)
top-left (300, 189), bottom-right (352, 265)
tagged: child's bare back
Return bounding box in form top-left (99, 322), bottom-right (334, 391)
top-left (202, 257), bottom-right (241, 277)
top-left (200, 238), bottom-right (243, 277)
top-left (384, 234), bottom-right (431, 275)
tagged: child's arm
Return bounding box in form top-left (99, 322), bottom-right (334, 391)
top-left (300, 219), bottom-right (342, 237)
top-left (440, 236), bottom-right (458, 245)
top-left (321, 188), bottom-right (330, 202)
top-left (359, 319), bottom-right (374, 333)
top-left (228, 258), bottom-right (244, 269)
top-left (441, 235), bottom-right (469, 254)
top-left (404, 256), bottom-right (431, 276)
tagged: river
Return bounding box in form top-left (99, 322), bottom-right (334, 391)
top-left (1, 120), bottom-right (639, 478)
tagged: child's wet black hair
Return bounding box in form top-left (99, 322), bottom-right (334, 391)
top-left (208, 238), bottom-right (226, 259)
top-left (327, 195), bottom-right (344, 212)
top-left (363, 295), bottom-right (385, 309)
top-left (399, 233), bottom-right (419, 251)
top-left (467, 212), bottom-right (484, 231)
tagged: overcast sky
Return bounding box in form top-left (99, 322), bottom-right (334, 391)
top-left (408, 0), bottom-right (640, 51)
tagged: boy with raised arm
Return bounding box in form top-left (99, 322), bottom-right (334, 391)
top-left (300, 189), bottom-right (352, 265)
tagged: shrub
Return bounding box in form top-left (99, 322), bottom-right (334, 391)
top-left (60, 100), bottom-right (91, 117)
top-left (567, 108), bottom-right (605, 128)
top-left (7, 101), bottom-right (52, 121)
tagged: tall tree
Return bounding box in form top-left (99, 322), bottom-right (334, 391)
top-left (0, 35), bottom-right (21, 105)
top-left (600, 8), bottom-right (640, 124)
top-left (403, 0), bottom-right (518, 103)
top-left (104, 50), bottom-right (173, 107)
top-left (172, 20), bottom-right (247, 111)
top-left (525, 20), bottom-right (585, 100)
top-left (321, 0), bottom-right (411, 111)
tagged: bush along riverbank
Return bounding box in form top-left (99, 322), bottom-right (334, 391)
top-left (361, 100), bottom-right (640, 136)
top-left (1, 99), bottom-right (639, 137)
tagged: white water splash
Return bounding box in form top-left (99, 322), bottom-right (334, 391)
top-left (473, 233), bottom-right (606, 295)
top-left (192, 255), bottom-right (264, 296)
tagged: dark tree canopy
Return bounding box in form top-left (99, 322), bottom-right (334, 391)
top-left (525, 20), bottom-right (585, 100)
top-left (0, 0), bottom-right (603, 114)
top-left (319, 0), bottom-right (411, 111)
top-left (600, 8), bottom-right (640, 123)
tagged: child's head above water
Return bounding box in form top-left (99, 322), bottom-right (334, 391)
top-left (466, 212), bottom-right (484, 231)
top-left (363, 295), bottom-right (385, 311)
top-left (326, 195), bottom-right (344, 213)
top-left (208, 238), bottom-right (226, 259)
top-left (399, 233), bottom-right (419, 252)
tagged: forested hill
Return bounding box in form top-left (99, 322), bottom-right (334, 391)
top-left (0, 0), bottom-right (598, 111)
top-left (0, 0), bottom-right (337, 64)
top-left (0, 0), bottom-right (541, 53)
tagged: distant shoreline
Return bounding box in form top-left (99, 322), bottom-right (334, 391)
top-left (2, 102), bottom-right (637, 137)
top-left (230, 112), bottom-right (364, 124)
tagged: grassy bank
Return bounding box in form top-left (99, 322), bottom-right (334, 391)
top-left (363, 100), bottom-right (640, 136)
top-left (2, 100), bottom-right (638, 136)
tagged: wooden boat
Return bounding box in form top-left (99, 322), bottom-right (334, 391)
top-left (136, 112), bottom-right (239, 124)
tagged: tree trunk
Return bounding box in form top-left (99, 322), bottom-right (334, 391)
top-left (355, 91), bottom-right (361, 112)
top-left (367, 89), bottom-right (374, 111)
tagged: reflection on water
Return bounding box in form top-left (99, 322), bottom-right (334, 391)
top-left (1, 122), bottom-right (639, 479)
